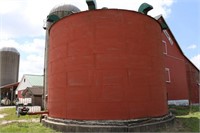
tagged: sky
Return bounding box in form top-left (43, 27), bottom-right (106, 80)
top-left (0, 0), bottom-right (199, 81)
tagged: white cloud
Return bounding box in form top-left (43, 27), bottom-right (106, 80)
top-left (0, 39), bottom-right (20, 49)
top-left (191, 54), bottom-right (200, 70)
top-left (187, 44), bottom-right (197, 49)
top-left (0, 0), bottom-right (175, 39)
top-left (19, 54), bottom-right (44, 79)
top-left (0, 0), bottom-right (22, 14)
top-left (96, 0), bottom-right (175, 18)
top-left (0, 38), bottom-right (45, 55)
top-left (20, 39), bottom-right (45, 55)
top-left (147, 0), bottom-right (174, 18)
top-left (0, 0), bottom-right (176, 81)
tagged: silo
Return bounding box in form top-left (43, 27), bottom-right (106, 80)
top-left (43, 4), bottom-right (81, 110)
top-left (43, 4), bottom-right (173, 132)
top-left (0, 47), bottom-right (20, 86)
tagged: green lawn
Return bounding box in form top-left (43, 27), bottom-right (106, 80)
top-left (0, 122), bottom-right (54, 133)
top-left (167, 105), bottom-right (200, 132)
top-left (0, 108), bottom-right (39, 121)
top-left (0, 107), bottom-right (57, 133)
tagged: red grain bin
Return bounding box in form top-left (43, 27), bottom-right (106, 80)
top-left (47, 9), bottom-right (168, 120)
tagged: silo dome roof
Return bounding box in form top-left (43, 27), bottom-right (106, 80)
top-left (0, 47), bottom-right (20, 54)
top-left (49, 4), bottom-right (81, 14)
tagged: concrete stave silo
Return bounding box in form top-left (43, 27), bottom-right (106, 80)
top-left (0, 47), bottom-right (20, 86)
top-left (0, 47), bottom-right (20, 104)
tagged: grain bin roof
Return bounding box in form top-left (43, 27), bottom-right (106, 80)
top-left (0, 47), bottom-right (19, 54)
top-left (49, 4), bottom-right (81, 14)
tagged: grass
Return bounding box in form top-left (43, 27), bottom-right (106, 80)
top-left (0, 108), bottom-right (39, 121)
top-left (0, 107), bottom-right (57, 133)
top-left (169, 105), bottom-right (199, 115)
top-left (0, 122), bottom-right (54, 133)
top-left (167, 105), bottom-right (200, 132)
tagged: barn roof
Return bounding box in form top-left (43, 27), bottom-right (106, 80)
top-left (155, 15), bottom-right (199, 71)
top-left (23, 86), bottom-right (43, 96)
top-left (25, 75), bottom-right (44, 86)
top-left (0, 82), bottom-right (19, 89)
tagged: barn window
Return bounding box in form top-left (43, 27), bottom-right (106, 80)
top-left (165, 68), bottom-right (171, 83)
top-left (162, 40), bottom-right (167, 54)
top-left (163, 30), bottom-right (173, 45)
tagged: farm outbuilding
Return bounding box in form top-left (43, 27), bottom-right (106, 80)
top-left (156, 15), bottom-right (200, 105)
top-left (16, 74), bottom-right (43, 98)
top-left (22, 86), bottom-right (43, 107)
top-left (0, 82), bottom-right (19, 105)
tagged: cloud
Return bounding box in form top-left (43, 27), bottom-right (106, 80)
top-left (0, 0), bottom-right (22, 14)
top-left (191, 54), bottom-right (200, 70)
top-left (96, 0), bottom-right (175, 18)
top-left (0, 0), bottom-right (175, 39)
top-left (187, 44), bottom-right (197, 49)
top-left (0, 38), bottom-right (45, 55)
top-left (19, 54), bottom-right (44, 79)
top-left (147, 0), bottom-right (175, 18)
top-left (0, 39), bottom-right (20, 49)
top-left (19, 39), bottom-right (45, 55)
top-left (0, 0), bottom-right (176, 80)
top-left (0, 0), bottom-right (87, 39)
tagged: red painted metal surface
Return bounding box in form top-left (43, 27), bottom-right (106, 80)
top-left (48, 10), bottom-right (168, 120)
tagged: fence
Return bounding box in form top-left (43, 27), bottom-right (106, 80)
top-left (18, 98), bottom-right (32, 105)
top-left (27, 106), bottom-right (41, 112)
